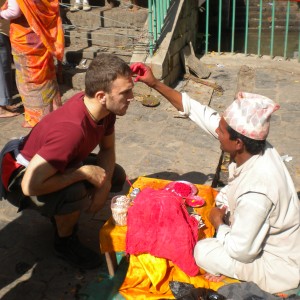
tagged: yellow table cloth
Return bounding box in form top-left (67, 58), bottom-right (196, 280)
top-left (99, 176), bottom-right (238, 299)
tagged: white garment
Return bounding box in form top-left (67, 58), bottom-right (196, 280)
top-left (0, 0), bottom-right (9, 36)
top-left (181, 93), bottom-right (300, 294)
top-left (0, 0), bottom-right (22, 20)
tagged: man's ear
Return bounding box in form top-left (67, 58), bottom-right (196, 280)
top-left (236, 138), bottom-right (244, 151)
top-left (95, 91), bottom-right (106, 104)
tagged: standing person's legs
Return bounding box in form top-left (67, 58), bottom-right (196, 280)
top-left (108, 0), bottom-right (119, 8)
top-left (0, 34), bottom-right (19, 118)
top-left (131, 0), bottom-right (139, 11)
top-left (70, 0), bottom-right (91, 11)
top-left (13, 44), bottom-right (61, 128)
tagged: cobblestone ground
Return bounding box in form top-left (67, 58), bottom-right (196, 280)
top-left (0, 55), bottom-right (299, 299)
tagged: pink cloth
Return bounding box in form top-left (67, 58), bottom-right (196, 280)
top-left (223, 92), bottom-right (280, 140)
top-left (126, 187), bottom-right (200, 276)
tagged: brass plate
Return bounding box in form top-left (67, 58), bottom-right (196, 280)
top-left (141, 95), bottom-right (160, 107)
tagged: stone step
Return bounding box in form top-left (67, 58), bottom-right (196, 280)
top-left (64, 26), bottom-right (146, 49)
top-left (62, 46), bottom-right (133, 90)
top-left (60, 3), bottom-right (149, 91)
top-left (60, 64), bottom-right (149, 93)
top-left (63, 6), bottom-right (148, 29)
top-left (64, 45), bottom-right (133, 64)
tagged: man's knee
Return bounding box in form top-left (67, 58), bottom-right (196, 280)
top-left (110, 164), bottom-right (126, 192)
top-left (194, 238), bottom-right (224, 271)
top-left (37, 182), bottom-right (88, 217)
top-left (83, 154), bottom-right (126, 192)
top-left (194, 239), bottom-right (212, 267)
top-left (194, 238), bottom-right (236, 277)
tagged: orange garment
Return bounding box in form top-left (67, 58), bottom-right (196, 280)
top-left (4, 0), bottom-right (64, 127)
top-left (15, 0), bottom-right (64, 61)
top-left (120, 254), bottom-right (238, 299)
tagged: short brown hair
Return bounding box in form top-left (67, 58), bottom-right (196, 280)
top-left (85, 53), bottom-right (132, 97)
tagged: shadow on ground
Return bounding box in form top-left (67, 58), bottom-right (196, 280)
top-left (127, 171), bottom-right (213, 187)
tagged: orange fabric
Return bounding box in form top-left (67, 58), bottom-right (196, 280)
top-left (14, 0), bottom-right (64, 61)
top-left (100, 217), bottom-right (127, 253)
top-left (119, 254), bottom-right (238, 299)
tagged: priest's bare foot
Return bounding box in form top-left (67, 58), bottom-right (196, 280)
top-left (204, 273), bottom-right (225, 282)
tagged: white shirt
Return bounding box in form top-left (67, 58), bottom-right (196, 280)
top-left (182, 92), bottom-right (300, 293)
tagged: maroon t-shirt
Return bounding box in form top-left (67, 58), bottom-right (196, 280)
top-left (20, 92), bottom-right (116, 172)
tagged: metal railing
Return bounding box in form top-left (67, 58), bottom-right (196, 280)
top-left (204, 0), bottom-right (300, 62)
top-left (148, 0), bottom-right (173, 56)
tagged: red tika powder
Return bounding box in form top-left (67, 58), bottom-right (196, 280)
top-left (173, 182), bottom-right (192, 197)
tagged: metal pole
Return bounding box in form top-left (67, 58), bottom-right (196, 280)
top-left (167, 0), bottom-right (170, 10)
top-left (205, 0), bottom-right (209, 54)
top-left (270, 0), bottom-right (276, 57)
top-left (153, 0), bottom-right (157, 43)
top-left (218, 0), bottom-right (222, 54)
top-left (163, 0), bottom-right (167, 18)
top-left (284, 0), bottom-right (290, 59)
top-left (156, 0), bottom-right (162, 37)
top-left (244, 0), bottom-right (249, 56)
top-left (298, 18), bottom-right (300, 63)
top-left (148, 0), bottom-right (153, 56)
top-left (231, 0), bottom-right (236, 53)
top-left (257, 0), bottom-right (263, 56)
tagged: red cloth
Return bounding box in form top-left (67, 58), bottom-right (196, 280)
top-left (1, 152), bottom-right (23, 191)
top-left (20, 92), bottom-right (116, 172)
top-left (126, 187), bottom-right (200, 276)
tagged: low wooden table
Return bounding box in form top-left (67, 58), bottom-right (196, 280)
top-left (99, 176), bottom-right (218, 276)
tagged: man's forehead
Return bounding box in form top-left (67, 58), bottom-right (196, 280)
top-left (111, 76), bottom-right (133, 87)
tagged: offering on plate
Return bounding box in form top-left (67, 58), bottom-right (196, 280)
top-left (164, 180), bottom-right (198, 198)
top-left (164, 181), bottom-right (205, 207)
top-left (185, 195), bottom-right (206, 207)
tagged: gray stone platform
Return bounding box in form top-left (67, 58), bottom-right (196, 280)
top-left (0, 55), bottom-right (299, 299)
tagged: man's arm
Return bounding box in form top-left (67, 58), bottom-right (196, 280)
top-left (87, 132), bottom-right (116, 213)
top-left (130, 63), bottom-right (184, 111)
top-left (131, 63), bottom-right (220, 138)
top-left (21, 154), bottom-right (107, 196)
top-left (0, 0), bottom-right (22, 20)
top-left (97, 132), bottom-right (116, 185)
top-left (217, 193), bottom-right (272, 263)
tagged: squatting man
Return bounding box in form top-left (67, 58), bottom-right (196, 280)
top-left (0, 54), bottom-right (134, 269)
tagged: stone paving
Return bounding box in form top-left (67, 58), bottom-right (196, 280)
top-left (0, 55), bottom-right (299, 299)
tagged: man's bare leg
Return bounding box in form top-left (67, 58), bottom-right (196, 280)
top-left (53, 210), bottom-right (101, 269)
top-left (54, 210), bottom-right (80, 237)
top-left (0, 106), bottom-right (20, 118)
top-left (131, 0), bottom-right (139, 11)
